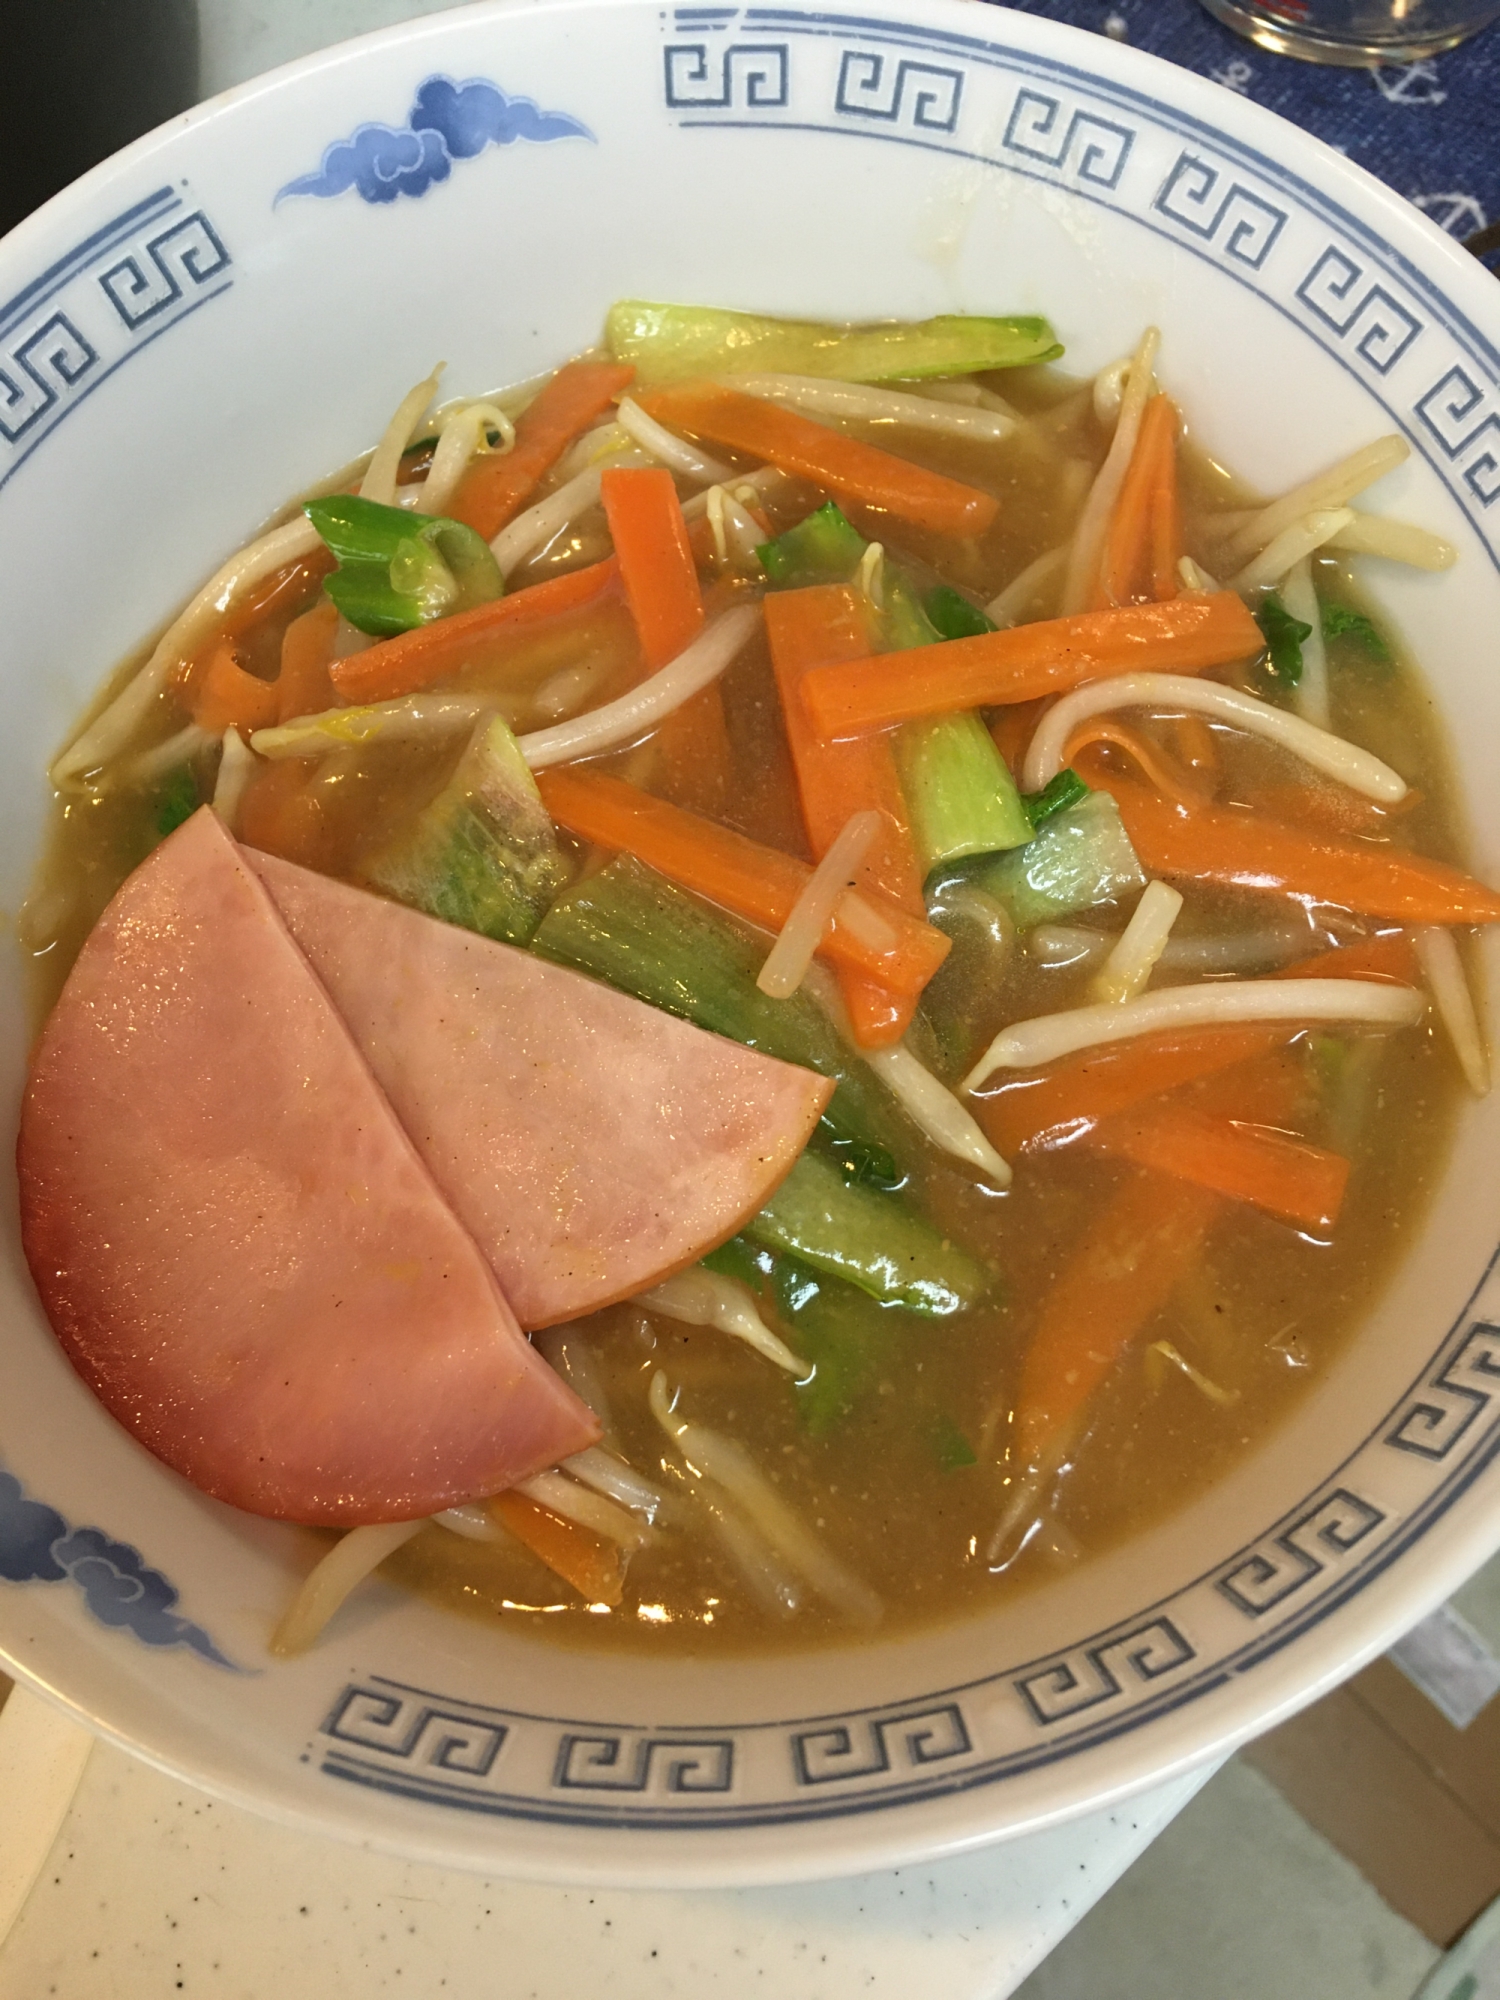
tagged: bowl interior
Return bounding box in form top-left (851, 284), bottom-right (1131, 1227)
top-left (3, 0), bottom-right (1500, 1886)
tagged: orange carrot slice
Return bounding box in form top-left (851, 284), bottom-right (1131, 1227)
top-left (535, 766), bottom-right (949, 1012)
top-left (1279, 932), bottom-right (1422, 985)
top-left (799, 592), bottom-right (1263, 737)
top-left (190, 643), bottom-right (279, 736)
top-left (1015, 1172), bottom-right (1222, 1462)
top-left (1065, 716), bottom-right (1207, 810)
top-left (276, 600), bottom-right (339, 724)
top-left (448, 360), bottom-right (635, 541)
top-left (1087, 1102), bottom-right (1349, 1232)
top-left (1098, 774), bottom-right (1500, 925)
top-left (600, 465), bottom-right (705, 669)
top-left (975, 1022), bottom-right (1292, 1155)
top-left (489, 1491), bottom-right (625, 1606)
top-left (1095, 394), bottom-right (1182, 609)
top-left (765, 584), bottom-right (925, 1048)
top-left (636, 380), bottom-right (998, 538)
top-left (328, 557), bottom-right (621, 705)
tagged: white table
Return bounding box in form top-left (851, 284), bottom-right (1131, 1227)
top-left (0, 1683), bottom-right (1213, 1998)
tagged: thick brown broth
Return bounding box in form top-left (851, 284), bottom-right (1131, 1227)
top-left (23, 357), bottom-right (1468, 1658)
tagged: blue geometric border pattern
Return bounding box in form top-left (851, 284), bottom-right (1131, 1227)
top-left (0, 1463), bottom-right (238, 1670)
top-left (0, 187), bottom-right (232, 498)
top-left (659, 5), bottom-right (1500, 554)
top-left (313, 1245), bottom-right (1500, 1830)
top-left (276, 75), bottom-right (593, 206)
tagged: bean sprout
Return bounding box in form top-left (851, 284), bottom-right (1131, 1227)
top-left (1091, 881), bottom-right (1184, 1005)
top-left (491, 450), bottom-right (644, 578)
top-left (1061, 327), bottom-right (1160, 613)
top-left (637, 1268), bottom-right (807, 1374)
top-left (1327, 513), bottom-right (1456, 571)
top-left (648, 1373), bottom-right (881, 1623)
top-left (730, 373), bottom-right (1015, 441)
top-left (252, 692), bottom-right (490, 759)
top-left (757, 809), bottom-right (883, 998)
top-left (519, 605), bottom-right (761, 770)
top-left (616, 395), bottom-right (735, 482)
top-left (416, 400), bottom-right (515, 516)
top-left (985, 545), bottom-right (1066, 628)
top-left (360, 369), bottom-right (443, 508)
top-left (963, 978), bottom-right (1425, 1089)
top-left (1229, 508), bottom-right (1354, 591)
top-left (211, 727), bottom-right (257, 833)
top-left (1022, 672), bottom-right (1408, 803)
top-left (1281, 557), bottom-right (1331, 731)
top-left (270, 1521), bottom-right (423, 1656)
top-left (861, 1042), bottom-right (1012, 1186)
top-left (1217, 435), bottom-right (1409, 569)
top-left (1414, 926), bottom-right (1490, 1095)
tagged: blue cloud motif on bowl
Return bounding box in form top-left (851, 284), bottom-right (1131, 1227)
top-left (0, 1466), bottom-right (239, 1670)
top-left (277, 75), bottom-right (594, 206)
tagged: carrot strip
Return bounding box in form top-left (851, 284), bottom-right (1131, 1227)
top-left (799, 592), bottom-right (1263, 737)
top-left (1170, 713), bottom-right (1218, 791)
top-left (975, 1023), bottom-right (1292, 1155)
top-left (489, 1491), bottom-right (625, 1606)
top-left (990, 697), bottom-right (1050, 777)
top-left (1097, 773), bottom-right (1500, 925)
top-left (535, 766), bottom-right (950, 1007)
top-left (1095, 394), bottom-right (1181, 609)
top-left (447, 360), bottom-right (635, 541)
top-left (765, 585), bottom-right (925, 1048)
top-left (329, 557), bottom-right (621, 705)
top-left (276, 600), bottom-right (339, 724)
top-left (1065, 717), bottom-right (1206, 810)
top-left (648, 681), bottom-right (735, 818)
top-left (1280, 932), bottom-right (1422, 985)
top-left (1088, 1102), bottom-right (1349, 1232)
top-left (600, 465), bottom-right (705, 669)
top-left (1016, 1172), bottom-right (1222, 1462)
top-left (1185, 1047), bottom-right (1309, 1126)
top-left (189, 643), bottom-right (279, 736)
top-left (636, 380), bottom-right (997, 539)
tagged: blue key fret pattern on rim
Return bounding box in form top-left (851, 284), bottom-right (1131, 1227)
top-left (660, 4), bottom-right (1500, 560)
top-left (0, 187), bottom-right (231, 496)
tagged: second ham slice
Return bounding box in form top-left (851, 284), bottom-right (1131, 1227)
top-left (248, 850), bottom-right (833, 1327)
top-left (18, 809), bottom-right (598, 1524)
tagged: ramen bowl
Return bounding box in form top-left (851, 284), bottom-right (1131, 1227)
top-left (2, 0), bottom-right (1500, 1889)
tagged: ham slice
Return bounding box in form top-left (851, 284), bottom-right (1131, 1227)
top-left (247, 851), bottom-right (834, 1327)
top-left (18, 809), bottom-right (597, 1524)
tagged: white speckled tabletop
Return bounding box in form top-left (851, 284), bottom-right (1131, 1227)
top-left (0, 1683), bottom-right (1213, 1997)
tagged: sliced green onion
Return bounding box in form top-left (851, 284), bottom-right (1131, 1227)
top-left (1023, 768), bottom-right (1090, 832)
top-left (606, 301), bottom-right (1063, 387)
top-left (1255, 589), bottom-right (1313, 685)
top-left (305, 494), bottom-right (503, 638)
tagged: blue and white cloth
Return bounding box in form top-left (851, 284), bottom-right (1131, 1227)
top-left (1000, 1), bottom-right (1499, 245)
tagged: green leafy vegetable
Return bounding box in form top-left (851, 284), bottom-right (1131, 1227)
top-left (606, 301), bottom-right (1064, 388)
top-left (924, 584), bottom-right (996, 642)
top-left (367, 714), bottom-right (569, 946)
top-left (744, 1150), bottom-right (991, 1317)
top-left (154, 767), bottom-right (199, 840)
top-left (934, 1414), bottom-right (978, 1471)
top-left (976, 791), bottom-right (1145, 929)
top-left (701, 1237), bottom-right (777, 1288)
top-left (305, 494), bottom-right (503, 638)
top-left (774, 1258), bottom-right (896, 1436)
top-left (1022, 768), bottom-right (1090, 832)
top-left (1255, 589), bottom-right (1312, 685)
top-left (1321, 601), bottom-right (1391, 663)
top-left (758, 501), bottom-right (867, 589)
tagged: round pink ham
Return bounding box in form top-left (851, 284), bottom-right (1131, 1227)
top-left (17, 808), bottom-right (598, 1524)
top-left (246, 850), bottom-right (834, 1328)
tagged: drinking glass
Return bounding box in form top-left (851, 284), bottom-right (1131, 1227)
top-left (1197, 0), bottom-right (1500, 63)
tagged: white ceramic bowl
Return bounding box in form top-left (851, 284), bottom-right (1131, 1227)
top-left (3, 0), bottom-right (1500, 1890)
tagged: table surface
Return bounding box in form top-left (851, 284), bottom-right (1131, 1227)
top-left (4, 2), bottom-right (1494, 1992)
